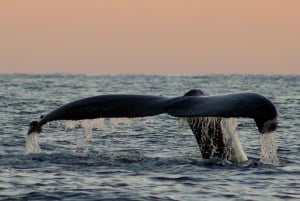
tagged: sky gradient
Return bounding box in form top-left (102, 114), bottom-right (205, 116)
top-left (1, 0), bottom-right (299, 74)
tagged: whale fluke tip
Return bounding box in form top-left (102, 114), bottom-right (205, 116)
top-left (28, 121), bottom-right (42, 135)
top-left (256, 118), bottom-right (278, 134)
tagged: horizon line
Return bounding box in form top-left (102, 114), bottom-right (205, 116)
top-left (1, 72), bottom-right (299, 77)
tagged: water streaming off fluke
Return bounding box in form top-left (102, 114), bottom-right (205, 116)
top-left (25, 117), bottom-right (279, 166)
top-left (25, 132), bottom-right (41, 154)
top-left (260, 131), bottom-right (279, 165)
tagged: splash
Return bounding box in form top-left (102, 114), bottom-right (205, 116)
top-left (260, 131), bottom-right (279, 165)
top-left (25, 132), bottom-right (41, 154)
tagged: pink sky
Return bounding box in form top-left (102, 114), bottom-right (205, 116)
top-left (0, 0), bottom-right (299, 74)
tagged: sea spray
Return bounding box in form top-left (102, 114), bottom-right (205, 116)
top-left (25, 132), bottom-right (41, 154)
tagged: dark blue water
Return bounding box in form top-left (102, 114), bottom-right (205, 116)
top-left (0, 74), bottom-right (299, 200)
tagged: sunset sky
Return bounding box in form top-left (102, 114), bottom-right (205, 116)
top-left (0, 0), bottom-right (299, 75)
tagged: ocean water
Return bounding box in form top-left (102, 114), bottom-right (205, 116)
top-left (0, 74), bottom-right (299, 201)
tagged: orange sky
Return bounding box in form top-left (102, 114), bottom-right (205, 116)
top-left (0, 0), bottom-right (299, 74)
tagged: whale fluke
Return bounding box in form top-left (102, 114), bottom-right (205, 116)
top-left (28, 90), bottom-right (277, 135)
top-left (27, 90), bottom-right (278, 163)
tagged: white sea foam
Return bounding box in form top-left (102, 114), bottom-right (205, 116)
top-left (25, 132), bottom-right (41, 154)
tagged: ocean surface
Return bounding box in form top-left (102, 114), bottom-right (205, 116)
top-left (0, 74), bottom-right (299, 201)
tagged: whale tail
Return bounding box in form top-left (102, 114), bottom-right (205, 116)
top-left (28, 90), bottom-right (278, 135)
top-left (27, 89), bottom-right (278, 163)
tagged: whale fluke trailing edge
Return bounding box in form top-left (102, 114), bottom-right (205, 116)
top-left (28, 90), bottom-right (278, 163)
